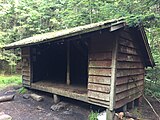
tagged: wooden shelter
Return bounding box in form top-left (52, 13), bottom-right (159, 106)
top-left (4, 18), bottom-right (154, 119)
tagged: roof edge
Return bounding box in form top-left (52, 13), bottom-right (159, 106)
top-left (139, 26), bottom-right (155, 67)
top-left (3, 18), bottom-right (125, 49)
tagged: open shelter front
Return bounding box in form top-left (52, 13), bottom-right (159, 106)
top-left (30, 38), bottom-right (89, 100)
top-left (4, 18), bottom-right (154, 120)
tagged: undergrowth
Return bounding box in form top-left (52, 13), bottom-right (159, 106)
top-left (0, 75), bottom-right (22, 89)
top-left (88, 111), bottom-right (98, 120)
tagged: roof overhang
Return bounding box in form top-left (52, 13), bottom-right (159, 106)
top-left (138, 26), bottom-right (155, 67)
top-left (3, 18), bottom-right (125, 49)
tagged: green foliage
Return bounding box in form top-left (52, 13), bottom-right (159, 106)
top-left (0, 75), bottom-right (22, 89)
top-left (18, 87), bottom-right (28, 94)
top-left (88, 111), bottom-right (98, 120)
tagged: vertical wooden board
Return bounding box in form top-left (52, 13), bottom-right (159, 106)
top-left (109, 33), bottom-right (119, 111)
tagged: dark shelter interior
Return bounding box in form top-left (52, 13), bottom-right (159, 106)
top-left (32, 39), bottom-right (88, 88)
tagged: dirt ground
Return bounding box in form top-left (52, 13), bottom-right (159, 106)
top-left (0, 86), bottom-right (160, 120)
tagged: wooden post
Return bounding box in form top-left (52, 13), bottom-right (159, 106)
top-left (123, 104), bottom-right (127, 112)
top-left (66, 41), bottom-right (70, 85)
top-left (53, 94), bottom-right (60, 104)
top-left (106, 109), bottom-right (115, 120)
top-left (109, 34), bottom-right (119, 111)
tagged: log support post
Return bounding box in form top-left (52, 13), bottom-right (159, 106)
top-left (106, 109), bottom-right (115, 120)
top-left (123, 104), bottom-right (127, 112)
top-left (53, 94), bottom-right (60, 104)
top-left (66, 41), bottom-right (70, 85)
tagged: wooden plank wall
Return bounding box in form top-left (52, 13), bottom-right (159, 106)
top-left (88, 32), bottom-right (113, 107)
top-left (21, 47), bottom-right (31, 86)
top-left (115, 30), bottom-right (145, 109)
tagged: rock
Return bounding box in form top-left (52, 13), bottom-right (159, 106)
top-left (23, 94), bottom-right (30, 99)
top-left (0, 95), bottom-right (15, 102)
top-left (97, 111), bottom-right (106, 120)
top-left (30, 94), bottom-right (44, 102)
top-left (51, 102), bottom-right (68, 111)
top-left (0, 112), bottom-right (12, 120)
top-left (36, 106), bottom-right (44, 111)
top-left (4, 90), bottom-right (16, 95)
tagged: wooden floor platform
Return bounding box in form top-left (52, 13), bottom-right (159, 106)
top-left (31, 81), bottom-right (88, 102)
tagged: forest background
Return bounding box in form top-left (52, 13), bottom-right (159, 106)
top-left (0, 0), bottom-right (160, 96)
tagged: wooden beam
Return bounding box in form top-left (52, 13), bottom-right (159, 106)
top-left (67, 41), bottom-right (70, 85)
top-left (109, 33), bottom-right (119, 111)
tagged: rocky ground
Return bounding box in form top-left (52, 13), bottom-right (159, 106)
top-left (0, 86), bottom-right (160, 120)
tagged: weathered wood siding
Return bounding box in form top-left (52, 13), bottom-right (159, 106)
top-left (21, 47), bottom-right (31, 86)
top-left (88, 33), bottom-right (113, 107)
top-left (115, 30), bottom-right (145, 109)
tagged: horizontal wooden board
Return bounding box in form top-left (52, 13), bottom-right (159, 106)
top-left (117, 53), bottom-right (141, 62)
top-left (116, 80), bottom-right (144, 93)
top-left (88, 90), bottom-right (110, 101)
top-left (119, 38), bottom-right (136, 49)
top-left (89, 52), bottom-right (112, 61)
top-left (88, 76), bottom-right (111, 85)
top-left (118, 45), bottom-right (138, 55)
top-left (117, 62), bottom-right (144, 69)
top-left (116, 74), bottom-right (144, 85)
top-left (89, 98), bottom-right (110, 107)
top-left (22, 66), bottom-right (30, 70)
top-left (89, 68), bottom-right (111, 76)
top-left (116, 85), bottom-right (143, 101)
top-left (115, 92), bottom-right (142, 109)
top-left (89, 60), bottom-right (112, 68)
top-left (120, 31), bottom-right (133, 41)
top-left (89, 33), bottom-right (113, 53)
top-left (22, 75), bottom-right (30, 81)
top-left (22, 71), bottom-right (30, 77)
top-left (117, 69), bottom-right (144, 77)
top-left (22, 80), bottom-right (31, 86)
top-left (88, 83), bottom-right (110, 93)
top-left (21, 47), bottom-right (30, 55)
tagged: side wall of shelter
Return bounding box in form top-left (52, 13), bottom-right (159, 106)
top-left (88, 31), bottom-right (115, 108)
top-left (115, 29), bottom-right (145, 109)
top-left (21, 47), bottom-right (31, 86)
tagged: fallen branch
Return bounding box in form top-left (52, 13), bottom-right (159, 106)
top-left (153, 96), bottom-right (160, 104)
top-left (0, 94), bottom-right (15, 102)
top-left (143, 95), bottom-right (160, 120)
